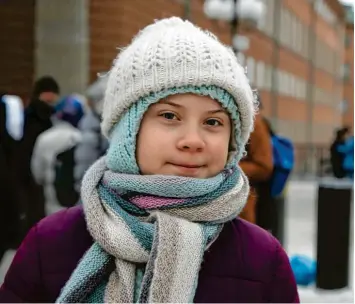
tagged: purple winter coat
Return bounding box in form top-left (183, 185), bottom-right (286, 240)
top-left (0, 206), bottom-right (299, 303)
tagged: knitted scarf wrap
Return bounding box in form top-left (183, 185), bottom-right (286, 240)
top-left (56, 156), bottom-right (249, 303)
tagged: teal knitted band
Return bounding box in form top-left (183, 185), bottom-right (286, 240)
top-left (106, 85), bottom-right (242, 174)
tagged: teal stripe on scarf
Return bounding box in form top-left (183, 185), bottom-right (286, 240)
top-left (98, 185), bottom-right (154, 251)
top-left (99, 184), bottom-right (148, 216)
top-left (86, 278), bottom-right (107, 303)
top-left (56, 243), bottom-right (112, 303)
top-left (103, 168), bottom-right (239, 212)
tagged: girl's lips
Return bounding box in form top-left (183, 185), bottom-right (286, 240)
top-left (169, 163), bottom-right (204, 168)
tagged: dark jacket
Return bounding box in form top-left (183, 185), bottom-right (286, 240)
top-left (0, 206), bottom-right (299, 303)
top-left (13, 99), bottom-right (54, 244)
top-left (330, 139), bottom-right (346, 178)
top-left (0, 102), bottom-right (21, 250)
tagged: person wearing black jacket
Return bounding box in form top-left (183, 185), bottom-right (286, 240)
top-left (330, 127), bottom-right (349, 178)
top-left (0, 93), bottom-right (22, 263)
top-left (0, 77), bottom-right (60, 251)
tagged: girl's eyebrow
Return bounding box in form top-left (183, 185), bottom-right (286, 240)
top-left (159, 99), bottom-right (182, 108)
top-left (208, 108), bottom-right (228, 115)
top-left (159, 98), bottom-right (228, 114)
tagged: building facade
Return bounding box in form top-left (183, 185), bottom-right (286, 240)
top-left (0, 0), bottom-right (350, 145)
top-left (342, 4), bottom-right (354, 130)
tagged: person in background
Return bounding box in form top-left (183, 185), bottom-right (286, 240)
top-left (239, 97), bottom-right (273, 224)
top-left (74, 75), bottom-right (109, 192)
top-left (0, 93), bottom-right (24, 263)
top-left (15, 76), bottom-right (60, 243)
top-left (338, 134), bottom-right (354, 180)
top-left (31, 95), bottom-right (85, 215)
top-left (330, 127), bottom-right (349, 178)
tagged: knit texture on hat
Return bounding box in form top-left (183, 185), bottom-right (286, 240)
top-left (101, 17), bottom-right (256, 149)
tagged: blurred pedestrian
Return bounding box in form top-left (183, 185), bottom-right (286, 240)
top-left (31, 95), bottom-right (85, 215)
top-left (0, 18), bottom-right (298, 303)
top-left (0, 93), bottom-right (24, 263)
top-left (338, 134), bottom-right (354, 179)
top-left (74, 76), bottom-right (109, 192)
top-left (330, 127), bottom-right (349, 178)
top-left (239, 97), bottom-right (273, 224)
top-left (15, 76), bottom-right (60, 244)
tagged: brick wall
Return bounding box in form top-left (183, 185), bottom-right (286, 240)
top-left (89, 0), bottom-right (232, 82)
top-left (343, 25), bottom-right (354, 130)
top-left (0, 0), bottom-right (35, 102)
top-left (88, 0), bottom-right (346, 144)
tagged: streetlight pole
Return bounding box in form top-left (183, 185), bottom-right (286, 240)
top-left (231, 0), bottom-right (239, 53)
top-left (203, 0), bottom-right (265, 54)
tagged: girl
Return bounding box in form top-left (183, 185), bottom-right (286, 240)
top-left (0, 17), bottom-right (299, 303)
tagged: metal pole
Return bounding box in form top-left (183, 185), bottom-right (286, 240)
top-left (184, 0), bottom-right (191, 21)
top-left (231, 0), bottom-right (239, 53)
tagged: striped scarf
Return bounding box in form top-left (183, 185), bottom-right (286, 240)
top-left (57, 156), bottom-right (249, 303)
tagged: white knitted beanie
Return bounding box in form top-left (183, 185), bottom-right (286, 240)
top-left (102, 17), bottom-right (256, 149)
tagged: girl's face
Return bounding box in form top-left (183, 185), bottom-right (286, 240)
top-left (137, 94), bottom-right (231, 178)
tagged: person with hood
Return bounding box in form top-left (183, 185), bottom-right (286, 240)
top-left (31, 95), bottom-right (85, 215)
top-left (14, 76), bottom-right (60, 243)
top-left (74, 75), bottom-right (109, 191)
top-left (0, 18), bottom-right (298, 303)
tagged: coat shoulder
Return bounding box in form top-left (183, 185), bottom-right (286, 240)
top-left (233, 218), bottom-right (299, 302)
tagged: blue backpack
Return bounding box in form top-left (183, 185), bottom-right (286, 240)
top-left (270, 134), bottom-right (294, 197)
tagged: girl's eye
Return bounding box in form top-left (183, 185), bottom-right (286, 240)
top-left (205, 118), bottom-right (223, 126)
top-left (160, 112), bottom-right (178, 120)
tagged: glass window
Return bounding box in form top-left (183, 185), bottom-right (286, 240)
top-left (237, 52), bottom-right (245, 67)
top-left (256, 61), bottom-right (265, 89)
top-left (280, 8), bottom-right (286, 44)
top-left (342, 63), bottom-right (351, 81)
top-left (265, 65), bottom-right (272, 89)
top-left (345, 34), bottom-right (352, 48)
top-left (246, 57), bottom-right (255, 84)
top-left (291, 15), bottom-right (298, 51)
top-left (284, 10), bottom-right (291, 47)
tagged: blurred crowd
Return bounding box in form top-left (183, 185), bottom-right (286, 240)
top-left (0, 75), bottom-right (108, 261)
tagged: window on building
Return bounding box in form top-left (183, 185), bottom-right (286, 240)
top-left (237, 52), bottom-right (245, 67)
top-left (266, 0), bottom-right (275, 36)
top-left (340, 99), bottom-right (349, 114)
top-left (284, 10), bottom-right (291, 47)
top-left (341, 63), bottom-right (351, 81)
top-left (257, 0), bottom-right (266, 31)
top-left (345, 34), bottom-right (352, 48)
top-left (246, 57), bottom-right (255, 84)
top-left (277, 70), bottom-right (283, 94)
top-left (300, 79), bottom-right (307, 100)
top-left (289, 75), bottom-right (295, 98)
top-left (291, 15), bottom-right (298, 52)
top-left (264, 64), bottom-right (272, 90)
top-left (256, 61), bottom-right (265, 89)
top-left (302, 25), bottom-right (309, 58)
top-left (296, 20), bottom-right (303, 54)
top-left (280, 7), bottom-right (292, 45)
